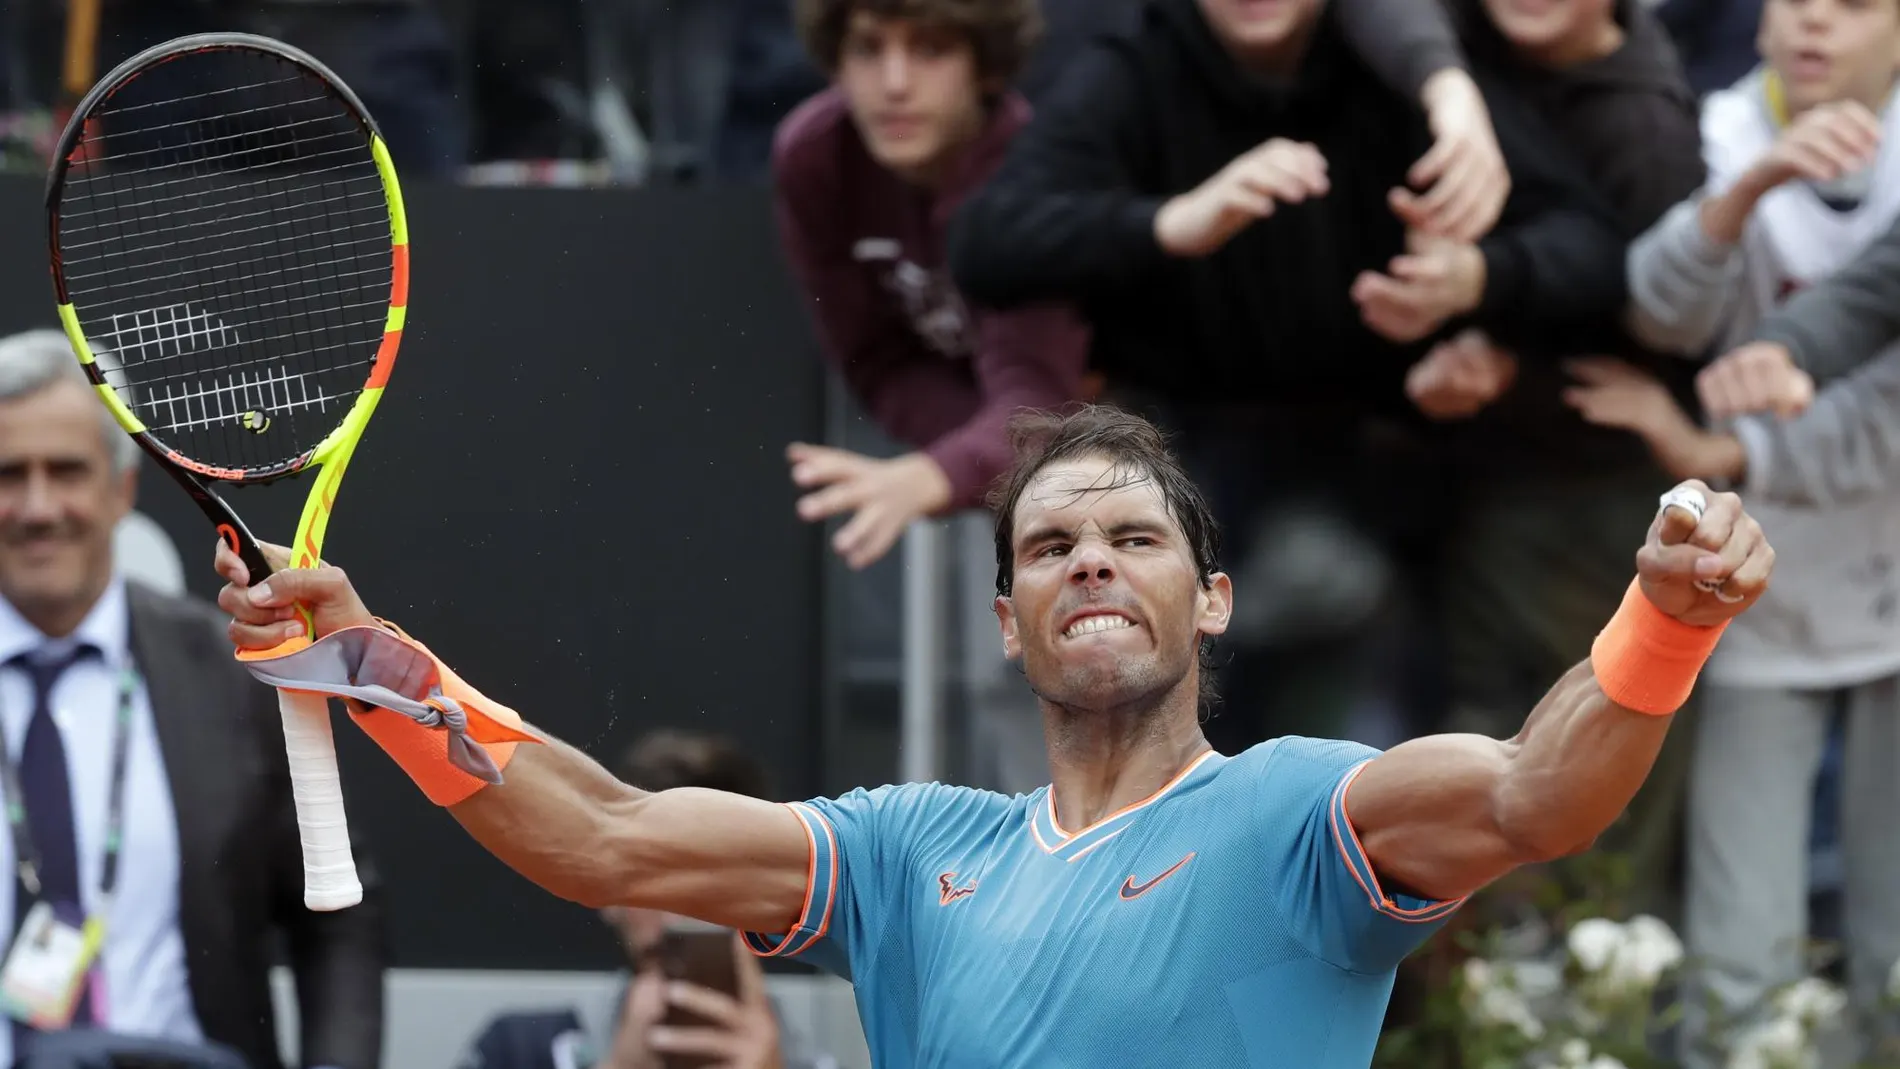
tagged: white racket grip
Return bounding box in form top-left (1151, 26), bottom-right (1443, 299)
top-left (277, 687), bottom-right (363, 911)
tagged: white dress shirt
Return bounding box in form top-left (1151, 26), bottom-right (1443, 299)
top-left (0, 577), bottom-right (203, 1065)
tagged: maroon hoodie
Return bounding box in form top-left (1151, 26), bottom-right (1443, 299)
top-left (772, 88), bottom-right (1090, 511)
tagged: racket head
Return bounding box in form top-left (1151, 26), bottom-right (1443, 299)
top-left (44, 32), bottom-right (409, 495)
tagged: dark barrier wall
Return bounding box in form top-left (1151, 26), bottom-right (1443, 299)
top-left (0, 176), bottom-right (826, 970)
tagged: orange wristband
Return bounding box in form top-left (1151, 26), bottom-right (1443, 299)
top-left (1589, 579), bottom-right (1728, 716)
top-left (347, 619), bottom-right (536, 806)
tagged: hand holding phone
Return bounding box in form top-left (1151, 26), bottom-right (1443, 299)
top-left (648, 926), bottom-right (782, 1069)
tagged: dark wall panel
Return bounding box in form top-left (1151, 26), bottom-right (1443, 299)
top-left (0, 176), bottom-right (826, 969)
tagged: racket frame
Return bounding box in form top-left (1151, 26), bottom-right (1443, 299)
top-left (44, 32), bottom-right (411, 912)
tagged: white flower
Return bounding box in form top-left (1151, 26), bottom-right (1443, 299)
top-left (1568, 918), bottom-right (1623, 973)
top-left (1773, 977), bottom-right (1847, 1031)
top-left (1461, 957), bottom-right (1547, 1041)
top-left (1729, 1016), bottom-right (1816, 1069)
top-left (1616, 914), bottom-right (1685, 986)
top-left (1464, 957), bottom-right (1494, 988)
top-left (1513, 959), bottom-right (1566, 1001)
top-left (1566, 915), bottom-right (1684, 992)
top-left (1558, 1039), bottom-right (1590, 1066)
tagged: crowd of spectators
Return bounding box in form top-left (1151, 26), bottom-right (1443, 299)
top-left (756, 0), bottom-right (1900, 1065)
top-left (5, 0), bottom-right (1900, 1066)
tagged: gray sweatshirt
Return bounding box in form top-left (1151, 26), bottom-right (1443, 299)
top-left (1626, 71), bottom-right (1900, 688)
top-left (1751, 212), bottom-right (1900, 384)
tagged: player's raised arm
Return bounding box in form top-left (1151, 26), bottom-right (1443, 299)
top-left (212, 542), bottom-right (812, 935)
top-left (1342, 482), bottom-right (1770, 903)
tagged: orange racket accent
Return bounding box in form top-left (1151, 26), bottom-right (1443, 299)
top-left (367, 331), bottom-right (399, 388)
top-left (216, 523), bottom-right (240, 554)
top-left (390, 243), bottom-right (409, 306)
top-left (167, 449), bottom-right (254, 481)
top-left (365, 244), bottom-right (407, 389)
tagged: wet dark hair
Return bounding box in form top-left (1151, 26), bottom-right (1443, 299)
top-left (987, 406), bottom-right (1225, 680)
top-left (616, 730), bottom-right (772, 800)
top-left (988, 405), bottom-right (1221, 598)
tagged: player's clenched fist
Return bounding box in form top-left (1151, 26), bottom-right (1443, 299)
top-left (1154, 139), bottom-right (1328, 258)
top-left (1636, 481), bottom-right (1773, 628)
top-left (214, 539), bottom-right (376, 648)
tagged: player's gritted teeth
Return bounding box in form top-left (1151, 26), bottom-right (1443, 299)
top-left (1059, 609), bottom-right (1141, 641)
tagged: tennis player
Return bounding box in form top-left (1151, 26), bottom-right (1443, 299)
top-left (214, 406), bottom-right (1771, 1067)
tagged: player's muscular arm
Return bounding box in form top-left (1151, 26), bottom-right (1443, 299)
top-left (1344, 666), bottom-right (1667, 902)
top-left (447, 736), bottom-right (811, 933)
top-left (1343, 485), bottom-right (1771, 903)
top-left (214, 541), bottom-right (812, 935)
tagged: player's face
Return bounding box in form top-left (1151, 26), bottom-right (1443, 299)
top-left (1481, 0), bottom-right (1617, 59)
top-left (1759, 0), bottom-right (1900, 114)
top-left (0, 380), bottom-right (133, 633)
top-left (836, 13), bottom-right (989, 179)
top-left (1195, 0), bottom-right (1326, 67)
top-left (995, 454), bottom-right (1232, 713)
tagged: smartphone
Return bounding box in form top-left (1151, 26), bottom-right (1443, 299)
top-left (658, 923), bottom-right (741, 1069)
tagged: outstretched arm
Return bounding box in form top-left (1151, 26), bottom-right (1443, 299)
top-left (214, 543), bottom-right (812, 936)
top-left (1345, 483), bottom-right (1772, 902)
top-left (446, 735), bottom-right (811, 933)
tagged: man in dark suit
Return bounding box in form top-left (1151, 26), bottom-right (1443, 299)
top-left (0, 329), bottom-right (386, 1069)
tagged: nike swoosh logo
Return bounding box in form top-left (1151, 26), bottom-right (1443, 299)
top-left (1119, 852), bottom-right (1196, 901)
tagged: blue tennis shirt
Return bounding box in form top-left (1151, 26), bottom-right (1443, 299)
top-left (744, 736), bottom-right (1465, 1067)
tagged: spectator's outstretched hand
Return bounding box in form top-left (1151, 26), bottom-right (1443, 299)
top-left (1406, 328), bottom-right (1517, 419)
top-left (1153, 139), bottom-right (1329, 257)
top-left (1392, 69), bottom-right (1511, 242)
top-left (1697, 341), bottom-right (1815, 421)
top-left (1353, 233), bottom-right (1486, 342)
top-left (1564, 357), bottom-right (1745, 483)
top-left (1747, 99), bottom-right (1881, 190)
top-left (787, 443), bottom-right (951, 570)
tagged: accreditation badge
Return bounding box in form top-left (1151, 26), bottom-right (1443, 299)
top-left (0, 900), bottom-right (103, 1029)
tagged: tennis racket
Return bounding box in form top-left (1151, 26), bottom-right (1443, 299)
top-left (44, 33), bottom-right (411, 911)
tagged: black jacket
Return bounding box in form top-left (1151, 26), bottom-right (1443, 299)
top-left (1437, 0), bottom-right (1705, 476)
top-left (946, 0), bottom-right (1627, 411)
top-left (129, 584), bottom-right (387, 1069)
top-left (1456, 0), bottom-right (1704, 238)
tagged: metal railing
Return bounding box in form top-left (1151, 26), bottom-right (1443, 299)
top-left (899, 518), bottom-right (948, 784)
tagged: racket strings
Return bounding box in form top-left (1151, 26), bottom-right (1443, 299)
top-left (95, 302), bottom-right (377, 395)
top-left (59, 154), bottom-right (383, 235)
top-left (55, 46), bottom-right (390, 476)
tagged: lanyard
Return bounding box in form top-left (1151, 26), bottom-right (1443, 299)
top-left (1763, 70), bottom-right (1793, 130)
top-left (0, 660), bottom-right (136, 907)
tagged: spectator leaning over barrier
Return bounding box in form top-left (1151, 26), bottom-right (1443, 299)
top-left (1398, 0), bottom-right (1709, 917)
top-left (1571, 0), bottom-right (1900, 1061)
top-left (942, 0), bottom-right (1628, 754)
top-left (770, 0), bottom-right (1092, 794)
top-left (772, 0), bottom-right (1090, 573)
